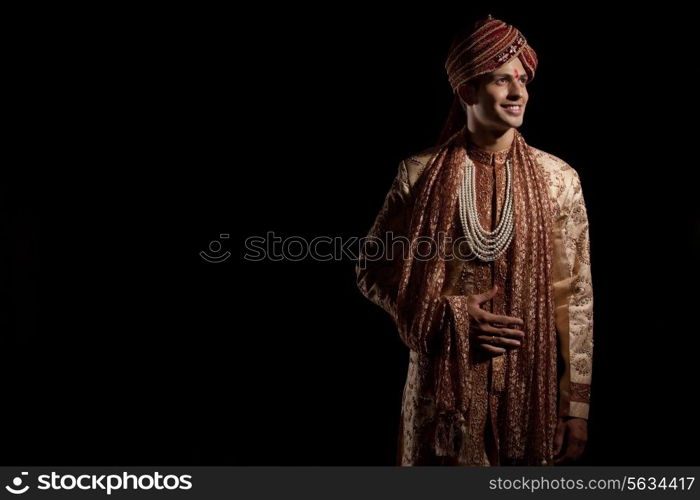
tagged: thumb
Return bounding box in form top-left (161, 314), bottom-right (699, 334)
top-left (478, 283), bottom-right (498, 303)
top-left (470, 284), bottom-right (498, 305)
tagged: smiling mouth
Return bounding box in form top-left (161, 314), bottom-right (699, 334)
top-left (502, 105), bottom-right (523, 114)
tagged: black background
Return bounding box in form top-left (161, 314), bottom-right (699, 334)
top-left (2, 5), bottom-right (698, 465)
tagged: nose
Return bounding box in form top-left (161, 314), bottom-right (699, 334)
top-left (507, 80), bottom-right (525, 101)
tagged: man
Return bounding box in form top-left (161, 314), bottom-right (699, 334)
top-left (356, 15), bottom-right (593, 466)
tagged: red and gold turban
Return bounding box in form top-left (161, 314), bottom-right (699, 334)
top-left (445, 15), bottom-right (538, 93)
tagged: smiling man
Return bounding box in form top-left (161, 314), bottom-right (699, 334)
top-left (356, 15), bottom-right (593, 466)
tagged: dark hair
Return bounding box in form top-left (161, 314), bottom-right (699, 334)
top-left (436, 77), bottom-right (483, 145)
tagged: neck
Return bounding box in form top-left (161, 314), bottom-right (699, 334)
top-left (465, 125), bottom-right (515, 152)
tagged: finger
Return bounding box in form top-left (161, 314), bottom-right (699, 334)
top-left (498, 328), bottom-right (526, 339)
top-left (478, 343), bottom-right (506, 355)
top-left (569, 439), bottom-right (586, 461)
top-left (479, 324), bottom-right (525, 339)
top-left (483, 312), bottom-right (525, 327)
top-left (472, 284), bottom-right (498, 304)
top-left (553, 424), bottom-right (566, 456)
top-left (553, 443), bottom-right (575, 465)
top-left (555, 440), bottom-right (582, 465)
top-left (476, 335), bottom-right (521, 348)
top-left (488, 321), bottom-right (523, 331)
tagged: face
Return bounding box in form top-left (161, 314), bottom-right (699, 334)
top-left (459, 57), bottom-right (529, 132)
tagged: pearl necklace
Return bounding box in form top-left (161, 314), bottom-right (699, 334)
top-left (457, 155), bottom-right (515, 262)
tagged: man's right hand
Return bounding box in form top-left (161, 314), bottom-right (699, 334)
top-left (467, 284), bottom-right (525, 356)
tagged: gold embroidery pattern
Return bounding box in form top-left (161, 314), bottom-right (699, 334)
top-left (532, 148), bottom-right (594, 403)
top-left (356, 161), bottom-right (413, 321)
top-left (570, 382), bottom-right (591, 403)
top-left (360, 142), bottom-right (594, 464)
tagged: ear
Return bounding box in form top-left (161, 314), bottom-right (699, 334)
top-left (457, 82), bottom-right (477, 106)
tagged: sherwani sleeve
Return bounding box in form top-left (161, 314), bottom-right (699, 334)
top-left (356, 160), bottom-right (413, 324)
top-left (557, 169), bottom-right (594, 419)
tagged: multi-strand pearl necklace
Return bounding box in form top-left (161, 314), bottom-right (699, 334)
top-left (457, 155), bottom-right (514, 262)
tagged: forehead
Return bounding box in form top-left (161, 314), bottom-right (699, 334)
top-left (491, 57), bottom-right (526, 75)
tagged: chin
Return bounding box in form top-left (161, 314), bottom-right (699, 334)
top-left (495, 120), bottom-right (521, 131)
top-left (495, 114), bottom-right (523, 128)
top-left (508, 118), bottom-right (524, 128)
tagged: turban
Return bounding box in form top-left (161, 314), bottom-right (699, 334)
top-left (445, 15), bottom-right (538, 93)
top-left (437, 15), bottom-right (538, 143)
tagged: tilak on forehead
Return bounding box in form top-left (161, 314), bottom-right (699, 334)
top-left (445, 14), bottom-right (538, 92)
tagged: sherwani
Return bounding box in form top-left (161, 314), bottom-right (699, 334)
top-left (356, 142), bottom-right (593, 465)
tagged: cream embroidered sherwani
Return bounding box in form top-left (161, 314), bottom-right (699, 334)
top-left (356, 143), bottom-right (593, 465)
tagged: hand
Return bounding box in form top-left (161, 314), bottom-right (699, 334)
top-left (553, 417), bottom-right (588, 465)
top-left (467, 284), bottom-right (525, 356)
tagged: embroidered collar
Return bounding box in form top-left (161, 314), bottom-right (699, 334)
top-left (466, 139), bottom-right (513, 166)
